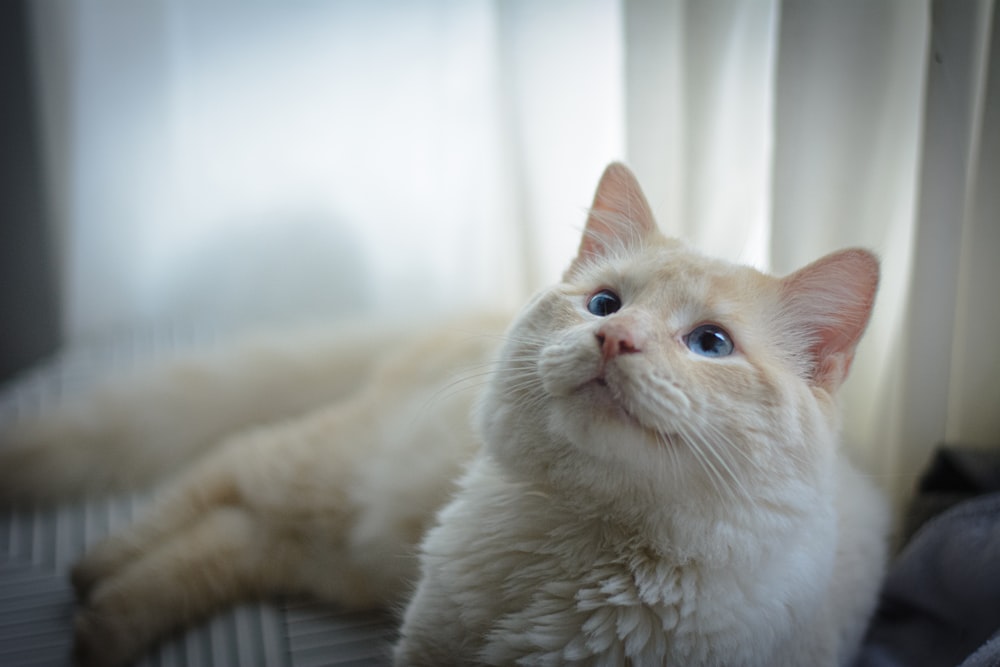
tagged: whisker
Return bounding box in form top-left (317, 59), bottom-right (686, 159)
top-left (675, 421), bottom-right (730, 505)
top-left (689, 421), bottom-right (755, 503)
top-left (654, 431), bottom-right (682, 490)
top-left (695, 419), bottom-right (768, 480)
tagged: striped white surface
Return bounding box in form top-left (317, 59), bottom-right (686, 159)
top-left (0, 329), bottom-right (396, 667)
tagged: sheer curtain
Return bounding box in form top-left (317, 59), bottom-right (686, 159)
top-left (623, 0), bottom-right (999, 505)
top-left (27, 0), bottom-right (623, 336)
top-left (26, 0), bottom-right (999, 508)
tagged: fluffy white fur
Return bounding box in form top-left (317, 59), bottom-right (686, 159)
top-left (397, 164), bottom-right (888, 665)
top-left (0, 164), bottom-right (889, 667)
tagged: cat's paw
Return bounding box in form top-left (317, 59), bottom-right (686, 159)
top-left (71, 536), bottom-right (139, 602)
top-left (71, 553), bottom-right (110, 602)
top-left (73, 605), bottom-right (144, 667)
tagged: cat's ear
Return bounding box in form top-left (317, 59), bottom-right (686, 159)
top-left (567, 163), bottom-right (657, 276)
top-left (779, 249), bottom-right (879, 391)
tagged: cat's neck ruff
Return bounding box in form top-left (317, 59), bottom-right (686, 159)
top-left (472, 439), bottom-right (837, 574)
top-left (417, 451), bottom-right (841, 664)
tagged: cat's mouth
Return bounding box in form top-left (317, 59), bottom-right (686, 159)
top-left (582, 376), bottom-right (645, 430)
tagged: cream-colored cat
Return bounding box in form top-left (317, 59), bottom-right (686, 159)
top-left (0, 164), bottom-right (888, 666)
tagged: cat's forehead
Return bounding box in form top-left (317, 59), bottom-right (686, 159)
top-left (578, 239), bottom-right (772, 296)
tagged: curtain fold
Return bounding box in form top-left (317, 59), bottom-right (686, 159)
top-left (948, 2), bottom-right (1000, 450)
top-left (889, 0), bottom-right (999, 502)
top-left (22, 0), bottom-right (1000, 508)
top-left (768, 1), bottom-right (929, 496)
top-left (624, 0), bottom-right (777, 267)
top-left (624, 0), bottom-right (999, 508)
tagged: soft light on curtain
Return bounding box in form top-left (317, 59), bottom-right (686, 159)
top-left (29, 0), bottom-right (624, 337)
top-left (26, 0), bottom-right (1000, 510)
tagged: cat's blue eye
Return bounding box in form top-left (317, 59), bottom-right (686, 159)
top-left (587, 289), bottom-right (621, 317)
top-left (685, 324), bottom-right (734, 358)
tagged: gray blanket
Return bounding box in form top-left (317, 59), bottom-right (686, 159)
top-left (854, 448), bottom-right (1000, 667)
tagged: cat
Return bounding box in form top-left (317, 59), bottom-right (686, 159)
top-left (0, 163), bottom-right (889, 667)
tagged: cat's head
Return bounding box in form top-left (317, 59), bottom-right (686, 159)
top-left (478, 163), bottom-right (878, 518)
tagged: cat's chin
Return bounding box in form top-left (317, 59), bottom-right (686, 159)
top-left (572, 379), bottom-right (669, 446)
top-left (581, 379), bottom-right (639, 423)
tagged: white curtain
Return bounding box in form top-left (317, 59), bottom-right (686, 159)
top-left (27, 0), bottom-right (1000, 508)
top-left (28, 0), bottom-right (624, 334)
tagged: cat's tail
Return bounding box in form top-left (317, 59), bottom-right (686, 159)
top-left (0, 321), bottom-right (405, 505)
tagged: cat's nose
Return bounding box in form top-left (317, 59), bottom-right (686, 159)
top-left (595, 321), bottom-right (641, 360)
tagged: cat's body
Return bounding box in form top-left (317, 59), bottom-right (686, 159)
top-left (0, 164), bottom-right (889, 667)
top-left (7, 315), bottom-right (506, 666)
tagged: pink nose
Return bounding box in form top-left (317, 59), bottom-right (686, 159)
top-left (595, 320), bottom-right (640, 360)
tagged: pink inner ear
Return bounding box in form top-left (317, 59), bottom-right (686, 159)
top-left (780, 249), bottom-right (880, 389)
top-left (569, 163), bottom-right (657, 273)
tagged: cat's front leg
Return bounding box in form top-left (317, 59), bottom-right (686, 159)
top-left (71, 451), bottom-right (242, 600)
top-left (71, 504), bottom-right (281, 667)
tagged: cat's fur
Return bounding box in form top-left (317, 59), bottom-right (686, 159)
top-left (0, 163), bottom-right (889, 666)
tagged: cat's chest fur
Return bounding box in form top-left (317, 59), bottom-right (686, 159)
top-left (397, 457), bottom-right (837, 666)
